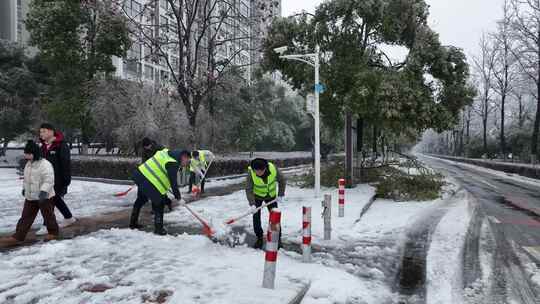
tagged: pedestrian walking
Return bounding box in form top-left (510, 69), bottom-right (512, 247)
top-left (35, 123), bottom-right (75, 235)
top-left (246, 158), bottom-right (286, 249)
top-left (4, 141), bottom-right (59, 243)
top-left (129, 148), bottom-right (191, 235)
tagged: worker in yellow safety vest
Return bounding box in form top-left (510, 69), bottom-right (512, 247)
top-left (130, 149), bottom-right (191, 235)
top-left (188, 150), bottom-right (214, 194)
top-left (245, 158), bottom-right (286, 249)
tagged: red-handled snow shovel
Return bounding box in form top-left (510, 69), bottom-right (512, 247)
top-left (181, 202), bottom-right (215, 238)
top-left (224, 199), bottom-right (277, 225)
top-left (113, 186), bottom-right (134, 197)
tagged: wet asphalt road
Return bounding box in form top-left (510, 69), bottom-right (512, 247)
top-left (420, 155), bottom-right (540, 303)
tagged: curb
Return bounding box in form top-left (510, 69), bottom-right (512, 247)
top-left (287, 282), bottom-right (311, 304)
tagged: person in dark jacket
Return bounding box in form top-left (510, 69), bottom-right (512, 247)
top-left (129, 149), bottom-right (191, 235)
top-left (37, 123), bottom-right (76, 233)
top-left (141, 137), bottom-right (163, 163)
top-left (246, 158), bottom-right (286, 249)
top-left (140, 138), bottom-right (172, 212)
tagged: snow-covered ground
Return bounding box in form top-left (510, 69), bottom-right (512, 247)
top-left (0, 229), bottom-right (390, 304)
top-left (0, 165), bottom-right (477, 303)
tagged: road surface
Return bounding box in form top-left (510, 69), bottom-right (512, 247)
top-left (421, 155), bottom-right (540, 303)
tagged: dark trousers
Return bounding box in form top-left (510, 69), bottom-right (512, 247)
top-left (52, 185), bottom-right (73, 219)
top-left (131, 187), bottom-right (169, 229)
top-left (13, 200), bottom-right (59, 241)
top-left (189, 171), bottom-right (205, 193)
top-left (252, 198), bottom-right (280, 240)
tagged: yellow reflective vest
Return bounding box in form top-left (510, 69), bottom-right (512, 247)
top-left (138, 149), bottom-right (177, 194)
top-left (248, 162), bottom-right (277, 198)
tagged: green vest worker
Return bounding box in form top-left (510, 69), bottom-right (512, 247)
top-left (189, 150), bottom-right (215, 194)
top-left (130, 149), bottom-right (191, 235)
top-left (246, 158), bottom-right (286, 249)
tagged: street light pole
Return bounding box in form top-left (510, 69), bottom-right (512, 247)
top-left (274, 45), bottom-right (321, 197)
top-left (314, 45), bottom-right (321, 198)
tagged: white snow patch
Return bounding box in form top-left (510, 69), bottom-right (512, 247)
top-left (0, 229), bottom-right (390, 303)
top-left (426, 190), bottom-right (474, 304)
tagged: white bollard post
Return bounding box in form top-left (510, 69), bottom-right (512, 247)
top-left (322, 194), bottom-right (332, 240)
top-left (302, 206), bottom-right (312, 263)
top-left (262, 209), bottom-right (281, 289)
top-left (338, 178), bottom-right (345, 217)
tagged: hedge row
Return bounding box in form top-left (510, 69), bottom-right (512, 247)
top-left (20, 156), bottom-right (313, 180)
top-left (434, 155), bottom-right (540, 180)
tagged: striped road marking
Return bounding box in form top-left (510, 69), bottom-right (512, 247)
top-left (488, 216), bottom-right (501, 224)
top-left (523, 246), bottom-right (540, 261)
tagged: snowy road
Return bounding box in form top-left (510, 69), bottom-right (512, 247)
top-left (420, 155), bottom-right (540, 303)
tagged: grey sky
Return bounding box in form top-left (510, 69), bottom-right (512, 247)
top-left (282, 0), bottom-right (504, 61)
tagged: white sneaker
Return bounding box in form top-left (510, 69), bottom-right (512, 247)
top-left (59, 217), bottom-right (77, 228)
top-left (35, 226), bottom-right (48, 236)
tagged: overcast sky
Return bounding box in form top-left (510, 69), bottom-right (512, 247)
top-left (282, 0), bottom-right (504, 61)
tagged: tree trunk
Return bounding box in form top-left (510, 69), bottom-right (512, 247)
top-left (518, 94), bottom-right (524, 128)
top-left (531, 79), bottom-right (540, 163)
top-left (356, 118), bottom-right (364, 182)
top-left (501, 93), bottom-right (506, 159)
top-left (372, 124), bottom-right (377, 155)
top-left (483, 116), bottom-right (488, 157)
top-left (345, 112), bottom-right (353, 187)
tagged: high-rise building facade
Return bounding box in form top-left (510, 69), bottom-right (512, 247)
top-left (0, 0), bottom-right (31, 45)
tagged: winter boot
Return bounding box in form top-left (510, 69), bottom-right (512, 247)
top-left (252, 237), bottom-right (264, 250)
top-left (129, 207), bottom-right (143, 229)
top-left (153, 204), bottom-right (167, 236)
top-left (45, 234), bottom-right (57, 242)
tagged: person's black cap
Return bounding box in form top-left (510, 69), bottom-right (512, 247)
top-left (251, 158), bottom-right (268, 170)
top-left (142, 137), bottom-right (152, 147)
top-left (180, 150), bottom-right (191, 158)
top-left (23, 140), bottom-right (41, 160)
top-left (39, 123), bottom-right (55, 131)
top-left (192, 150), bottom-right (200, 158)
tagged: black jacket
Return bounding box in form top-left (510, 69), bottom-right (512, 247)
top-left (40, 131), bottom-right (71, 191)
top-left (141, 140), bottom-right (164, 163)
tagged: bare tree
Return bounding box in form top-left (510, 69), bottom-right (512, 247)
top-left (472, 34), bottom-right (498, 156)
top-left (492, 0), bottom-right (519, 159)
top-left (117, 0), bottom-right (273, 147)
top-left (510, 0), bottom-right (540, 163)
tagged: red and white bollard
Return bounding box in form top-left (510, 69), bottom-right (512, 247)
top-left (302, 206), bottom-right (312, 263)
top-left (338, 178), bottom-right (345, 217)
top-left (262, 209), bottom-right (281, 289)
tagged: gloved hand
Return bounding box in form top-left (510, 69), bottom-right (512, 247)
top-left (38, 191), bottom-right (48, 203)
top-left (276, 196), bottom-right (284, 204)
top-left (21, 189), bottom-right (25, 197)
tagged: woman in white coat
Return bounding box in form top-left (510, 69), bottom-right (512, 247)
top-left (10, 140), bottom-right (59, 242)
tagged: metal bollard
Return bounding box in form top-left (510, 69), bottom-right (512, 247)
top-left (338, 178), bottom-right (345, 217)
top-left (302, 206), bottom-right (312, 263)
top-left (262, 209), bottom-right (281, 289)
top-left (322, 194), bottom-right (332, 240)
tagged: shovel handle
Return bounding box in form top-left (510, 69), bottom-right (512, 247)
top-left (224, 199), bottom-right (277, 226)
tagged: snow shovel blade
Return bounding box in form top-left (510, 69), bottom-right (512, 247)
top-left (113, 186), bottom-right (134, 197)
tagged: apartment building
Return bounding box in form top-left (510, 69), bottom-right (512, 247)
top-left (0, 0), bottom-right (31, 45)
